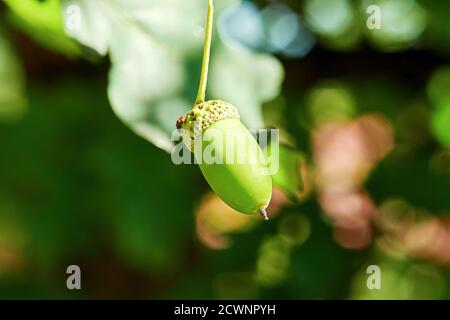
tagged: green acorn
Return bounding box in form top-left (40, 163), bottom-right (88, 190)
top-left (176, 0), bottom-right (272, 220)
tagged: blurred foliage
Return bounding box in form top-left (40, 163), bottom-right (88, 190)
top-left (60, 0), bottom-right (283, 152)
top-left (1, 0), bottom-right (450, 300)
top-left (4, 0), bottom-right (80, 56)
top-left (268, 143), bottom-right (304, 201)
top-left (0, 31), bottom-right (27, 122)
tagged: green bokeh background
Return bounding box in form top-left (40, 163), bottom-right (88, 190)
top-left (1, 0), bottom-right (450, 299)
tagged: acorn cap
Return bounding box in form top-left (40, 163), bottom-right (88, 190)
top-left (176, 100), bottom-right (240, 151)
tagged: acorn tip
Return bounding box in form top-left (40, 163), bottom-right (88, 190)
top-left (259, 209), bottom-right (269, 221)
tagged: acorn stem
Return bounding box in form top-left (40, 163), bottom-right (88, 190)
top-left (260, 209), bottom-right (269, 221)
top-left (195, 0), bottom-right (214, 105)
